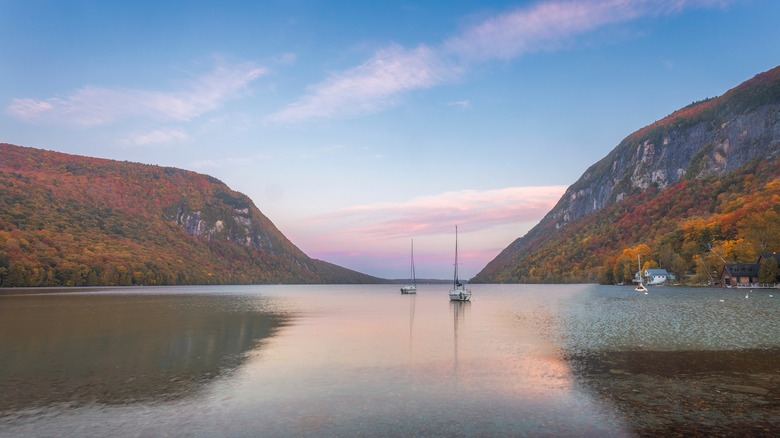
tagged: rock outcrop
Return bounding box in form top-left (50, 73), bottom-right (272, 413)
top-left (0, 143), bottom-right (381, 286)
top-left (473, 65), bottom-right (780, 283)
top-left (552, 69), bottom-right (780, 230)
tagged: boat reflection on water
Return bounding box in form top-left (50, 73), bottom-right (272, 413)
top-left (0, 285), bottom-right (645, 437)
top-left (406, 292), bottom-right (416, 360)
top-left (450, 299), bottom-right (470, 370)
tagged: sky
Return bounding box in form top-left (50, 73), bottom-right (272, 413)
top-left (1, 0), bottom-right (779, 280)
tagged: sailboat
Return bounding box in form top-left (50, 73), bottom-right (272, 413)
top-left (449, 226), bottom-right (471, 301)
top-left (401, 239), bottom-right (417, 294)
top-left (635, 254), bottom-right (648, 293)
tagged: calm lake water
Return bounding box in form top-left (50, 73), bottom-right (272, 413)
top-left (1, 284), bottom-right (778, 437)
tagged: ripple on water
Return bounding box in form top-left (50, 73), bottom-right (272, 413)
top-left (559, 287), bottom-right (780, 354)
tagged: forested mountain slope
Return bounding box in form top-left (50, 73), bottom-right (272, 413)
top-left (0, 143), bottom-right (382, 286)
top-left (473, 65), bottom-right (780, 284)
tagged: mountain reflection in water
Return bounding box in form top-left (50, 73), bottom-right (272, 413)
top-left (4, 284), bottom-right (776, 437)
top-left (0, 288), bottom-right (288, 411)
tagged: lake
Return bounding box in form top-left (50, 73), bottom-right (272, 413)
top-left (1, 284), bottom-right (779, 437)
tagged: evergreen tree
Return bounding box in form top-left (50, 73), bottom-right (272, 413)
top-left (758, 257), bottom-right (779, 284)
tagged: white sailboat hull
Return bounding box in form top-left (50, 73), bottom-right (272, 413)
top-left (400, 285), bottom-right (417, 294)
top-left (449, 287), bottom-right (471, 301)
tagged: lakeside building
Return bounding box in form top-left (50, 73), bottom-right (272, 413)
top-left (719, 252), bottom-right (780, 288)
top-left (633, 268), bottom-right (673, 286)
top-left (644, 269), bottom-right (672, 285)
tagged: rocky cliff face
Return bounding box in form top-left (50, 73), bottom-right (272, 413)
top-left (168, 191), bottom-right (320, 273)
top-left (551, 69), bottom-right (780, 230)
top-left (473, 65), bottom-right (780, 283)
top-left (175, 201), bottom-right (273, 251)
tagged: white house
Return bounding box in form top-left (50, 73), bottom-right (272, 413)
top-left (643, 268), bottom-right (671, 285)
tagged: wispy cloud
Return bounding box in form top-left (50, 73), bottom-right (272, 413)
top-left (6, 60), bottom-right (267, 126)
top-left (312, 185), bottom-right (567, 240)
top-left (188, 154), bottom-right (269, 170)
top-left (271, 0), bottom-right (729, 124)
top-left (122, 127), bottom-right (189, 146)
top-left (445, 0), bottom-right (729, 61)
top-left (296, 185), bottom-right (567, 278)
top-left (448, 100), bottom-right (470, 109)
top-left (445, 0), bottom-right (640, 61)
top-left (268, 44), bottom-right (458, 123)
top-left (295, 143), bottom-right (347, 160)
top-left (276, 52), bottom-right (297, 65)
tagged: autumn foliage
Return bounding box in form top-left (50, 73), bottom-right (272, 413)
top-left (472, 65), bottom-right (780, 285)
top-left (0, 143), bottom-right (380, 287)
top-left (473, 158), bottom-right (780, 284)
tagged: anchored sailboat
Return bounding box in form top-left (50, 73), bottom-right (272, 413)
top-left (401, 239), bottom-right (417, 294)
top-left (635, 254), bottom-right (648, 293)
top-left (449, 226), bottom-right (471, 301)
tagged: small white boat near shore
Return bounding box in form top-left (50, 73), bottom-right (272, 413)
top-left (635, 255), bottom-right (647, 293)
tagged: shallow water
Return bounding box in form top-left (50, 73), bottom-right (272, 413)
top-left (1, 284), bottom-right (777, 437)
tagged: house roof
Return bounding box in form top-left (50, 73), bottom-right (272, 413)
top-left (721, 263), bottom-right (759, 277)
top-left (644, 269), bottom-right (669, 276)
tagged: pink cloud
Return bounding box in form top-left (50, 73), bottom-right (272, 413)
top-left (287, 186), bottom-right (567, 278)
top-left (311, 186), bottom-right (567, 240)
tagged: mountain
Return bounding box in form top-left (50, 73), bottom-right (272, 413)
top-left (0, 143), bottom-right (383, 286)
top-left (473, 65), bottom-right (780, 284)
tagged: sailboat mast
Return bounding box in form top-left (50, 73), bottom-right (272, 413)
top-left (454, 226), bottom-right (459, 287)
top-left (411, 239), bottom-right (415, 283)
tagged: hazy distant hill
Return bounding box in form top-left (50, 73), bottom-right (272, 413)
top-left (473, 65), bottom-right (780, 284)
top-left (0, 143), bottom-right (383, 286)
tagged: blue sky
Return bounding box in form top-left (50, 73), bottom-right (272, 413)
top-left (2, 0), bottom-right (779, 279)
